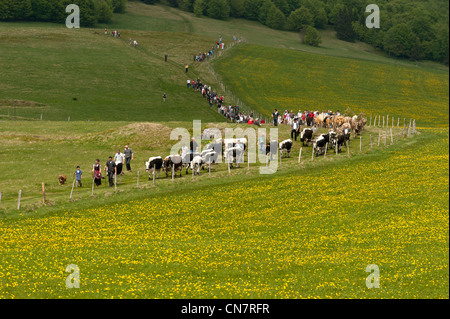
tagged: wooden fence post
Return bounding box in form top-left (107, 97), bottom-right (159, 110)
top-left (386, 115), bottom-right (389, 127)
top-left (17, 190), bottom-right (22, 210)
top-left (172, 165), bottom-right (175, 181)
top-left (378, 131), bottom-right (381, 146)
top-left (390, 128), bottom-right (393, 144)
top-left (70, 178), bottom-right (75, 199)
top-left (382, 116), bottom-right (385, 128)
top-left (228, 160), bottom-right (231, 174)
top-left (324, 143), bottom-right (328, 158)
top-left (42, 182), bottom-right (46, 204)
top-left (298, 147), bottom-right (302, 163)
top-left (369, 115), bottom-right (372, 126)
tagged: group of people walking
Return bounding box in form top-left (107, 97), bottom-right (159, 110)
top-left (75, 145), bottom-right (134, 189)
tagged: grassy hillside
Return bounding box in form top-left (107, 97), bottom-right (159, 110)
top-left (213, 44), bottom-right (449, 127)
top-left (0, 21), bottom-right (224, 122)
top-left (0, 1), bottom-right (448, 299)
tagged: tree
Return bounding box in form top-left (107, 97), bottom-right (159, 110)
top-left (206, 0), bottom-right (230, 19)
top-left (257, 0), bottom-right (273, 24)
top-left (193, 0), bottom-right (207, 16)
top-left (230, 0), bottom-right (245, 17)
top-left (244, 0), bottom-right (263, 20)
top-left (383, 23), bottom-right (416, 58)
top-left (303, 25), bottom-right (321, 46)
top-left (335, 5), bottom-right (356, 42)
top-left (111, 0), bottom-right (127, 13)
top-left (94, 0), bottom-right (113, 23)
top-left (265, 5), bottom-right (286, 30)
top-left (272, 0), bottom-right (291, 17)
top-left (287, 6), bottom-right (313, 31)
top-left (300, 0), bottom-right (327, 28)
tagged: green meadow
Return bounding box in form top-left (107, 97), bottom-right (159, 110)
top-left (0, 2), bottom-right (448, 299)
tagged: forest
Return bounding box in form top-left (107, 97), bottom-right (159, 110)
top-left (0, 0), bottom-right (448, 64)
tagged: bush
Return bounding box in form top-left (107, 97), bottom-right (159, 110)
top-left (303, 25), bottom-right (321, 46)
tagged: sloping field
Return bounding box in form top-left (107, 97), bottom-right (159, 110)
top-left (213, 45), bottom-right (449, 127)
top-left (0, 128), bottom-right (447, 298)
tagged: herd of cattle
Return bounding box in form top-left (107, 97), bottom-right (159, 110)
top-left (144, 114), bottom-right (367, 178)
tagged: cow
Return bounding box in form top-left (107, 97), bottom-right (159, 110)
top-left (225, 147), bottom-right (244, 168)
top-left (205, 142), bottom-right (222, 155)
top-left (351, 115), bottom-right (366, 138)
top-left (334, 115), bottom-right (345, 127)
top-left (266, 140), bottom-right (278, 161)
top-left (329, 130), bottom-right (338, 147)
top-left (279, 139), bottom-right (293, 158)
top-left (342, 126), bottom-right (351, 146)
top-left (313, 135), bottom-right (327, 156)
top-left (318, 133), bottom-right (331, 147)
top-left (162, 155), bottom-right (183, 178)
top-left (182, 152), bottom-right (200, 174)
top-left (202, 150), bottom-right (219, 172)
top-left (300, 128), bottom-right (314, 146)
top-left (145, 156), bottom-right (163, 179)
top-left (191, 155), bottom-right (204, 175)
top-left (334, 132), bottom-right (346, 153)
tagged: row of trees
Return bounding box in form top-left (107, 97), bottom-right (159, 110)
top-left (0, 0), bottom-right (127, 26)
top-left (143, 0), bottom-right (448, 64)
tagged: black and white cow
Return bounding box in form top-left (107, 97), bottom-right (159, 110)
top-left (265, 140), bottom-right (278, 160)
top-left (202, 151), bottom-right (219, 172)
top-left (313, 135), bottom-right (328, 156)
top-left (328, 131), bottom-right (338, 149)
top-left (334, 133), bottom-right (346, 153)
top-left (343, 126), bottom-right (351, 146)
top-left (300, 128), bottom-right (314, 146)
top-left (205, 142), bottom-right (222, 155)
top-left (191, 155), bottom-right (204, 175)
top-left (145, 156), bottom-right (163, 179)
top-left (162, 155), bottom-right (183, 178)
top-left (182, 152), bottom-right (200, 174)
top-left (225, 147), bottom-right (244, 168)
top-left (279, 139), bottom-right (293, 158)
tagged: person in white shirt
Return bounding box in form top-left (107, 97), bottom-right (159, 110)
top-left (291, 118), bottom-right (300, 141)
top-left (114, 149), bottom-right (125, 176)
